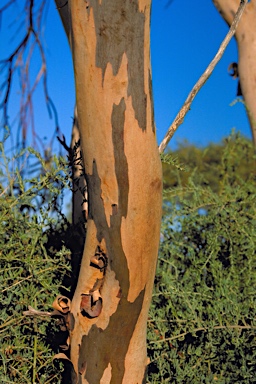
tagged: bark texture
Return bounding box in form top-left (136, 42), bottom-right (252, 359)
top-left (213, 0), bottom-right (256, 145)
top-left (57, 1), bottom-right (162, 382)
top-left (55, 0), bottom-right (87, 226)
top-left (70, 107), bottom-right (88, 226)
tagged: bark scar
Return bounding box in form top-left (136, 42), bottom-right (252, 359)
top-left (80, 245), bottom-right (108, 318)
top-left (90, 245), bottom-right (108, 271)
top-left (80, 294), bottom-right (103, 318)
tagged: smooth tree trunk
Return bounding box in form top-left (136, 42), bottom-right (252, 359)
top-left (55, 1), bottom-right (87, 226)
top-left (213, 0), bottom-right (256, 145)
top-left (56, 1), bottom-right (162, 382)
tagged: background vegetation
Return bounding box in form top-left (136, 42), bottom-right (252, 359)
top-left (148, 132), bottom-right (256, 383)
top-left (0, 136), bottom-right (72, 383)
top-left (0, 131), bottom-right (255, 383)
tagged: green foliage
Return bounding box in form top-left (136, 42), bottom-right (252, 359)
top-left (147, 133), bottom-right (256, 383)
top-left (1, 131), bottom-right (255, 383)
top-left (162, 131), bottom-right (255, 193)
top-left (0, 139), bottom-right (72, 383)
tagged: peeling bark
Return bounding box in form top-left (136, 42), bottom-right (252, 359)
top-left (56, 1), bottom-right (162, 383)
top-left (213, 0), bottom-right (256, 145)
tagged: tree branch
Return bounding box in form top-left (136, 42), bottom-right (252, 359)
top-left (54, 0), bottom-right (70, 39)
top-left (158, 0), bottom-right (248, 154)
top-left (0, 0), bottom-right (59, 155)
top-left (212, 0), bottom-right (240, 26)
top-left (23, 305), bottom-right (53, 317)
top-left (0, 0), bottom-right (15, 14)
top-left (149, 323), bottom-right (256, 344)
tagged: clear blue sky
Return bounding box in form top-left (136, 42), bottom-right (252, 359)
top-left (0, 0), bottom-right (252, 152)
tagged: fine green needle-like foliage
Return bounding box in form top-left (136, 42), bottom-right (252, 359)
top-left (0, 138), bottom-right (72, 383)
top-left (1, 132), bottom-right (255, 383)
top-left (148, 132), bottom-right (256, 383)
top-left (162, 131), bottom-right (255, 193)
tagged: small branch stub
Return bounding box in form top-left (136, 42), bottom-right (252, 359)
top-left (52, 295), bottom-right (71, 314)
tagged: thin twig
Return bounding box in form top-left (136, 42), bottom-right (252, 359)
top-left (0, 0), bottom-right (59, 156)
top-left (23, 305), bottom-right (52, 317)
top-left (0, 0), bottom-right (15, 13)
top-left (150, 323), bottom-right (256, 344)
top-left (23, 305), bottom-right (65, 318)
top-left (158, 0), bottom-right (248, 154)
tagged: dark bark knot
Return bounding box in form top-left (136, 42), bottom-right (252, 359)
top-left (80, 294), bottom-right (103, 318)
top-left (90, 245), bottom-right (108, 271)
top-left (80, 245), bottom-right (108, 318)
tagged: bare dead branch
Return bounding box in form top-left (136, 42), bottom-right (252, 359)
top-left (57, 134), bottom-right (72, 154)
top-left (1, 1), bottom-right (34, 125)
top-left (23, 305), bottom-right (53, 317)
top-left (158, 0), bottom-right (248, 154)
top-left (23, 305), bottom-right (66, 318)
top-left (150, 323), bottom-right (256, 344)
top-left (0, 0), bottom-right (60, 155)
top-left (0, 0), bottom-right (15, 13)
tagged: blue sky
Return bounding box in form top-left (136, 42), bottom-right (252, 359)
top-left (1, 0), bottom-right (251, 152)
top-left (151, 0), bottom-right (251, 147)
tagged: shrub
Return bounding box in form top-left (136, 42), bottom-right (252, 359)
top-left (1, 132), bottom-right (255, 383)
top-left (148, 133), bottom-right (256, 383)
top-left (0, 140), bottom-right (71, 383)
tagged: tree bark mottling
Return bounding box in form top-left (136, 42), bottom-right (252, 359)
top-left (59, 1), bottom-right (163, 382)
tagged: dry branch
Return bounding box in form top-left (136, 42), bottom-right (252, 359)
top-left (23, 305), bottom-right (53, 317)
top-left (0, 0), bottom-right (59, 152)
top-left (158, 0), bottom-right (248, 153)
top-left (149, 323), bottom-right (256, 344)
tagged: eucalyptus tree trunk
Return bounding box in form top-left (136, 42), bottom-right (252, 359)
top-left (213, 0), bottom-right (256, 145)
top-left (55, 1), bottom-right (162, 382)
top-left (70, 107), bottom-right (87, 226)
top-left (55, 1), bottom-right (87, 226)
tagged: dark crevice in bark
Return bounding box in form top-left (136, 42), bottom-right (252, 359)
top-left (92, 0), bottom-right (147, 130)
